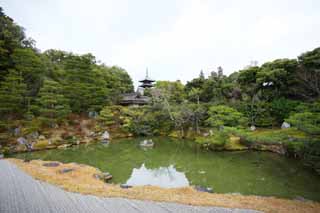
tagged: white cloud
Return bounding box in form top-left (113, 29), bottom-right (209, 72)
top-left (2, 0), bottom-right (320, 88)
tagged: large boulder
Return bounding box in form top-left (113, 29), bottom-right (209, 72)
top-left (281, 122), bottom-right (291, 129)
top-left (102, 131), bottom-right (110, 140)
top-left (17, 137), bottom-right (28, 145)
top-left (250, 125), bottom-right (256, 131)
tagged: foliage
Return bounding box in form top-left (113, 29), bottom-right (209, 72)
top-left (35, 79), bottom-right (71, 127)
top-left (195, 131), bottom-right (228, 150)
top-left (206, 105), bottom-right (247, 128)
top-left (0, 69), bottom-right (27, 118)
top-left (286, 112), bottom-right (320, 135)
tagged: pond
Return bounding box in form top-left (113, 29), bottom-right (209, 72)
top-left (13, 137), bottom-right (320, 201)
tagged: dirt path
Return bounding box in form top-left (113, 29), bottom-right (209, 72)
top-left (0, 160), bottom-right (260, 213)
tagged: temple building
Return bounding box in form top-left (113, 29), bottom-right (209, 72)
top-left (119, 69), bottom-right (155, 106)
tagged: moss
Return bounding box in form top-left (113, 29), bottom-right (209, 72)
top-left (224, 136), bottom-right (248, 151)
top-left (33, 140), bottom-right (50, 149)
top-left (9, 158), bottom-right (320, 213)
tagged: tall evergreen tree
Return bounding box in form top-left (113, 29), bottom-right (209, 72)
top-left (0, 69), bottom-right (27, 117)
top-left (36, 79), bottom-right (70, 127)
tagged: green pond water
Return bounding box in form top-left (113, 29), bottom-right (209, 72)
top-left (13, 137), bottom-right (320, 201)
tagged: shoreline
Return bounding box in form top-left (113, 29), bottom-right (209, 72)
top-left (7, 158), bottom-right (320, 213)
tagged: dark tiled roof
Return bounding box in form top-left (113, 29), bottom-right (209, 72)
top-left (119, 92), bottom-right (151, 105)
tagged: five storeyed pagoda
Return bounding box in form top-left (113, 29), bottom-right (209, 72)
top-left (119, 69), bottom-right (155, 106)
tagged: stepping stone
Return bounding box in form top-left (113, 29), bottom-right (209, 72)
top-left (59, 168), bottom-right (74, 174)
top-left (120, 184), bottom-right (132, 189)
top-left (194, 186), bottom-right (213, 193)
top-left (43, 162), bottom-right (60, 167)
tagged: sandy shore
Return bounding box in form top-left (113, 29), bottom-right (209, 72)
top-left (8, 158), bottom-right (320, 213)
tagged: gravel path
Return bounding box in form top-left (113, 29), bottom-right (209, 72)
top-left (0, 160), bottom-right (261, 213)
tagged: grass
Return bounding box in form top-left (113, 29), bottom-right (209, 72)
top-left (9, 158), bottom-right (320, 213)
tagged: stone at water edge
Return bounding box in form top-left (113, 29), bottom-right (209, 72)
top-left (13, 127), bottom-right (21, 136)
top-left (250, 125), bottom-right (256, 131)
top-left (93, 172), bottom-right (113, 182)
top-left (102, 131), bottom-right (110, 140)
top-left (102, 172), bottom-right (113, 181)
top-left (120, 184), bottom-right (132, 189)
top-left (17, 137), bottom-right (28, 145)
top-left (0, 154), bottom-right (4, 159)
top-left (281, 122), bottom-right (291, 129)
top-left (38, 135), bottom-right (46, 140)
top-left (194, 186), bottom-right (214, 193)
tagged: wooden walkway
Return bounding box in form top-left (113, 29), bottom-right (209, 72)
top-left (0, 160), bottom-right (260, 213)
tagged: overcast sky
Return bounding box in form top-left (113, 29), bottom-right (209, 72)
top-left (2, 0), bottom-right (320, 87)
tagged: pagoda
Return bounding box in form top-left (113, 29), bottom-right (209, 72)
top-left (139, 69), bottom-right (155, 89)
top-left (119, 69), bottom-right (155, 106)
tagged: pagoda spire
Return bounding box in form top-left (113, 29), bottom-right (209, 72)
top-left (139, 68), bottom-right (155, 88)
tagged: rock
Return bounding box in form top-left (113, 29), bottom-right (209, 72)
top-left (88, 111), bottom-right (98, 118)
top-left (294, 196), bottom-right (310, 202)
top-left (0, 154), bottom-right (4, 159)
top-left (102, 131), bottom-right (110, 140)
top-left (23, 159), bottom-right (31, 163)
top-left (140, 139), bottom-right (154, 147)
top-left (93, 172), bottom-right (113, 182)
top-left (202, 132), bottom-right (209, 137)
top-left (219, 126), bottom-right (224, 131)
top-left (13, 127), bottom-right (21, 136)
top-left (57, 144), bottom-right (72, 149)
top-left (281, 122), bottom-right (291, 129)
top-left (101, 139), bottom-right (109, 144)
top-left (194, 186), bottom-right (213, 193)
top-left (120, 184), bottom-right (132, 189)
top-left (59, 168), bottom-right (74, 174)
top-left (43, 162), bottom-right (60, 167)
top-left (17, 137), bottom-right (28, 145)
top-left (102, 172), bottom-right (113, 181)
top-left (250, 125), bottom-right (256, 131)
top-left (209, 130), bottom-right (214, 136)
top-left (38, 135), bottom-right (46, 140)
top-left (27, 131), bottom-right (39, 140)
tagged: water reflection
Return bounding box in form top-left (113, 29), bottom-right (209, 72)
top-left (126, 164), bottom-right (189, 188)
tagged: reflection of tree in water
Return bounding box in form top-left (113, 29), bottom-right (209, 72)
top-left (126, 163), bottom-right (189, 188)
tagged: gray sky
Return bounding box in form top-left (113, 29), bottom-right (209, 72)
top-left (2, 0), bottom-right (320, 87)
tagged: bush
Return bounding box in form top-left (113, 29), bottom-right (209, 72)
top-left (286, 112), bottom-right (320, 135)
top-left (195, 131), bottom-right (228, 150)
top-left (206, 105), bottom-right (247, 128)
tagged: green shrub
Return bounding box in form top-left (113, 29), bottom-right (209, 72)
top-left (206, 105), bottom-right (247, 128)
top-left (286, 112), bottom-right (320, 135)
top-left (195, 131), bottom-right (228, 150)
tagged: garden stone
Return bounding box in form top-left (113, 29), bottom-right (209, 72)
top-left (17, 137), bottom-right (28, 145)
top-left (39, 135), bottom-right (46, 140)
top-left (194, 186), bottom-right (213, 193)
top-left (14, 127), bottom-right (21, 136)
top-left (43, 162), bottom-right (60, 167)
top-left (59, 168), bottom-right (74, 174)
top-left (101, 139), bottom-right (109, 144)
top-left (27, 131), bottom-right (39, 140)
top-left (281, 122), bottom-right (291, 129)
top-left (120, 184), bottom-right (132, 189)
top-left (101, 172), bottom-right (113, 181)
top-left (102, 131), bottom-right (110, 140)
top-left (250, 125), bottom-right (256, 131)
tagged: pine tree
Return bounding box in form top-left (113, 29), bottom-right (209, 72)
top-left (36, 79), bottom-right (70, 127)
top-left (0, 69), bottom-right (27, 117)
